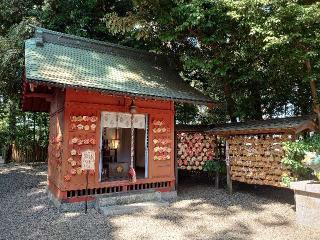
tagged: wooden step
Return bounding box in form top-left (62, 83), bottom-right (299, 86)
top-left (98, 201), bottom-right (169, 216)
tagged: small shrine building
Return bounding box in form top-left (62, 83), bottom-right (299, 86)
top-left (22, 27), bottom-right (214, 205)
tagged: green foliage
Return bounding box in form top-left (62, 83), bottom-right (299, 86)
top-left (0, 0), bottom-right (127, 159)
top-left (203, 160), bottom-right (226, 174)
top-left (281, 175), bottom-right (293, 188)
top-left (282, 134), bottom-right (320, 184)
top-left (175, 103), bottom-right (199, 124)
top-left (104, 0), bottom-right (320, 121)
top-left (0, 96), bottom-right (49, 149)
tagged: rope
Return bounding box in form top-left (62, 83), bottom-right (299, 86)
top-left (128, 112), bottom-right (136, 183)
top-left (130, 113), bottom-right (134, 168)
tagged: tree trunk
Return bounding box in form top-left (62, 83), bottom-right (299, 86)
top-left (33, 112), bottom-right (36, 163)
top-left (250, 83), bottom-right (263, 120)
top-left (297, 83), bottom-right (310, 115)
top-left (305, 59), bottom-right (320, 131)
top-left (223, 79), bottom-right (237, 122)
top-left (310, 79), bottom-right (320, 130)
top-left (5, 99), bottom-right (17, 163)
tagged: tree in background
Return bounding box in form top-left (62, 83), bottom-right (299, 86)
top-left (175, 103), bottom-right (199, 124)
top-left (0, 0), bottom-right (42, 161)
top-left (0, 0), bottom-right (129, 161)
top-left (241, 0), bottom-right (320, 124)
top-left (104, 0), bottom-right (319, 123)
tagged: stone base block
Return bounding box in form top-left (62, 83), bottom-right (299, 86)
top-left (290, 180), bottom-right (320, 228)
top-left (48, 190), bottom-right (95, 212)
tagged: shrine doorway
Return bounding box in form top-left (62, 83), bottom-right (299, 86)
top-left (99, 112), bottom-right (148, 182)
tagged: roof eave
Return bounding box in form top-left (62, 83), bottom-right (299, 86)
top-left (25, 78), bottom-right (217, 106)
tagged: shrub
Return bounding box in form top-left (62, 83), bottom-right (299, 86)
top-left (203, 160), bottom-right (226, 174)
top-left (282, 134), bottom-right (320, 185)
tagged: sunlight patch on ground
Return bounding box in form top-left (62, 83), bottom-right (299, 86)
top-left (32, 205), bottom-right (45, 211)
top-left (27, 188), bottom-right (46, 196)
top-left (64, 212), bottom-right (81, 218)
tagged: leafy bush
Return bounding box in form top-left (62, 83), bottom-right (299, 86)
top-left (203, 160), bottom-right (226, 174)
top-left (282, 134), bottom-right (320, 185)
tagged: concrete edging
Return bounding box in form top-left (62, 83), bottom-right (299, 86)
top-left (47, 190), bottom-right (178, 212)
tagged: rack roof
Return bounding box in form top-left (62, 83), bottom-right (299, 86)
top-left (208, 116), bottom-right (317, 135)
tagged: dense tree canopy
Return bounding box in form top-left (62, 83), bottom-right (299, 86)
top-left (105, 0), bottom-right (319, 121)
top-left (0, 0), bottom-right (319, 160)
top-left (0, 0), bottom-right (126, 159)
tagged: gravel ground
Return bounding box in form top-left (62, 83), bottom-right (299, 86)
top-left (0, 163), bottom-right (319, 240)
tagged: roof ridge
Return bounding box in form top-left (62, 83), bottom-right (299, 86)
top-left (30, 26), bottom-right (169, 65)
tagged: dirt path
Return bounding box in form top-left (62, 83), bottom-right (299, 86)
top-left (0, 164), bottom-right (319, 240)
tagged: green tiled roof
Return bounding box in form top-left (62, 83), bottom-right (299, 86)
top-left (25, 27), bottom-right (214, 104)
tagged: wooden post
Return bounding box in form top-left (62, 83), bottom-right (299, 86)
top-left (215, 168), bottom-right (219, 189)
top-left (225, 139), bottom-right (233, 194)
top-left (174, 128), bottom-right (178, 191)
top-left (214, 137), bottom-right (219, 189)
top-left (85, 170), bottom-right (89, 214)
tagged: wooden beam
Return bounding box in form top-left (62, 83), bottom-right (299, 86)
top-left (295, 120), bottom-right (317, 135)
top-left (211, 128), bottom-right (294, 136)
top-left (29, 83), bottom-right (36, 92)
top-left (25, 93), bottom-right (54, 102)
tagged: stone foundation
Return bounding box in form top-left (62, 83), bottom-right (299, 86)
top-left (48, 190), bottom-right (95, 212)
top-left (48, 189), bottom-right (177, 212)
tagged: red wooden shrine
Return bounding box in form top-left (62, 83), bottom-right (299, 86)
top-left (45, 89), bottom-right (176, 202)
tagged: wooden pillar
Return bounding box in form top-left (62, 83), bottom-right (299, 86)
top-left (215, 168), bottom-right (219, 189)
top-left (225, 139), bottom-right (233, 194)
top-left (174, 128), bottom-right (178, 191)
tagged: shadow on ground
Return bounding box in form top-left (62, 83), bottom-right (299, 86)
top-left (0, 163), bottom-right (117, 240)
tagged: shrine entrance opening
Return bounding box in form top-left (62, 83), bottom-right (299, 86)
top-left (100, 112), bottom-right (148, 182)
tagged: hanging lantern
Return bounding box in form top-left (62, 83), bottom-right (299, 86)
top-left (110, 128), bottom-right (120, 149)
top-left (111, 139), bottom-right (120, 149)
top-left (129, 100), bottom-right (137, 114)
